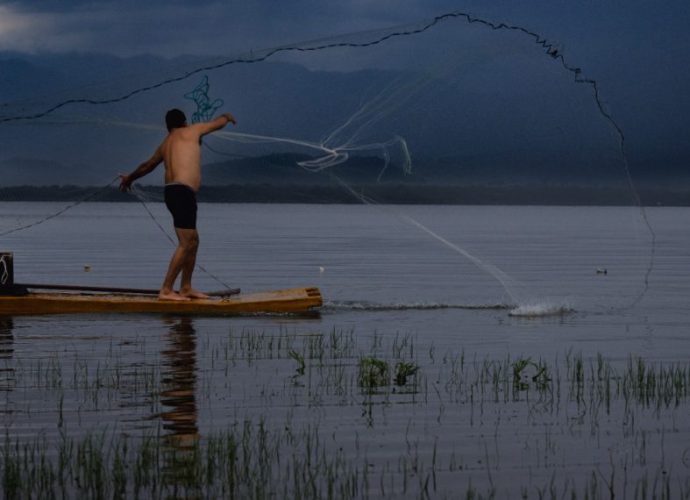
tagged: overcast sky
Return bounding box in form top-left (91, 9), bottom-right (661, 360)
top-left (2, 1), bottom-right (688, 102)
top-left (1, 1), bottom-right (433, 56)
top-left (0, 1), bottom-right (687, 60)
top-left (1, 0), bottom-right (689, 182)
top-left (2, 1), bottom-right (689, 102)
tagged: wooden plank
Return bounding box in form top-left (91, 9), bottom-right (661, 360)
top-left (0, 287), bottom-right (322, 316)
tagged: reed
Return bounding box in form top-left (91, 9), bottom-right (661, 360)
top-left (4, 325), bottom-right (690, 499)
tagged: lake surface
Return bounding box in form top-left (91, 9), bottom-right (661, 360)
top-left (1, 202), bottom-right (689, 498)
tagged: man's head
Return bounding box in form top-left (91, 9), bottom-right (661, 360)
top-left (165, 109), bottom-right (187, 131)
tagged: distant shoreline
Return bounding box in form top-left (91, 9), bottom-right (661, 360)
top-left (0, 184), bottom-right (688, 206)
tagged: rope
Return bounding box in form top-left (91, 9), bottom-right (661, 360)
top-left (0, 10), bottom-right (655, 303)
top-left (0, 11), bottom-right (639, 126)
top-left (130, 185), bottom-right (234, 290)
top-left (0, 176), bottom-right (234, 290)
top-left (0, 176), bottom-right (119, 237)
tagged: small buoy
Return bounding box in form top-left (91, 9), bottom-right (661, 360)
top-left (319, 266), bottom-right (325, 274)
top-left (596, 268), bottom-right (607, 275)
top-left (84, 265), bottom-right (92, 272)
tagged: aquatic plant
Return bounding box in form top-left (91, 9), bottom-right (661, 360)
top-left (4, 323), bottom-right (690, 499)
top-left (288, 349), bottom-right (306, 376)
top-left (358, 357), bottom-right (390, 390)
top-left (394, 361), bottom-right (419, 386)
top-left (512, 357), bottom-right (551, 391)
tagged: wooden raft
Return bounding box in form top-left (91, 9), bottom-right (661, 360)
top-left (0, 287), bottom-right (323, 316)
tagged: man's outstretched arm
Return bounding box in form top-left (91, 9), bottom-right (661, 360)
top-left (195, 112), bottom-right (236, 137)
top-left (119, 147), bottom-right (164, 191)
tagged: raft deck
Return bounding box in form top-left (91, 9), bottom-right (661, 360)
top-left (0, 287), bottom-right (322, 316)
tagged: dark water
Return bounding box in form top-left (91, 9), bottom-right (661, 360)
top-left (1, 202), bottom-right (689, 498)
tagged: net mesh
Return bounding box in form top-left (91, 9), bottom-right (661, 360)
top-left (0, 11), bottom-right (654, 310)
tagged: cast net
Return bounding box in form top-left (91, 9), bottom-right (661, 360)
top-left (0, 12), bottom-right (654, 313)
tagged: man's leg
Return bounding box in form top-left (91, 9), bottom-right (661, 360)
top-left (159, 228), bottom-right (198, 301)
top-left (178, 229), bottom-right (209, 299)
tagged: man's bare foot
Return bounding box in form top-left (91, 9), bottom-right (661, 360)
top-left (159, 290), bottom-right (191, 301)
top-left (179, 288), bottom-right (210, 299)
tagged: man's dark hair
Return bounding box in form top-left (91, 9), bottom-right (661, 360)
top-left (165, 109), bottom-right (187, 131)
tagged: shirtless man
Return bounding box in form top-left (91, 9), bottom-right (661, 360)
top-left (119, 108), bottom-right (236, 301)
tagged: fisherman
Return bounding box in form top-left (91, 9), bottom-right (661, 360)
top-left (119, 108), bottom-right (236, 301)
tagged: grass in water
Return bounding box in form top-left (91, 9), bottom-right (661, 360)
top-left (358, 357), bottom-right (390, 390)
top-left (3, 326), bottom-right (690, 499)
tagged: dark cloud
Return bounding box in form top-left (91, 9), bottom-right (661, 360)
top-left (0, 1), bottom-right (410, 56)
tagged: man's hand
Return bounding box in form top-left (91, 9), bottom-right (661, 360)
top-left (119, 174), bottom-right (132, 192)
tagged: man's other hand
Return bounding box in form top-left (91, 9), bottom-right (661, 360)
top-left (119, 174), bottom-right (132, 192)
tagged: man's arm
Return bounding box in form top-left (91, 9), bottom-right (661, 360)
top-left (119, 147), bottom-right (164, 192)
top-left (194, 112), bottom-right (237, 137)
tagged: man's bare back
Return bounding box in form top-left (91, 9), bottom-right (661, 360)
top-left (159, 127), bottom-right (204, 191)
top-left (149, 113), bottom-right (237, 192)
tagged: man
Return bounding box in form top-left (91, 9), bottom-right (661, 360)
top-left (119, 108), bottom-right (236, 301)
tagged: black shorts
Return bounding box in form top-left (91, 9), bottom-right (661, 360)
top-left (164, 184), bottom-right (198, 230)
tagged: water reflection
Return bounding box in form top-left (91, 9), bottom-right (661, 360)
top-left (159, 316), bottom-right (200, 493)
top-left (0, 316), bottom-right (14, 393)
